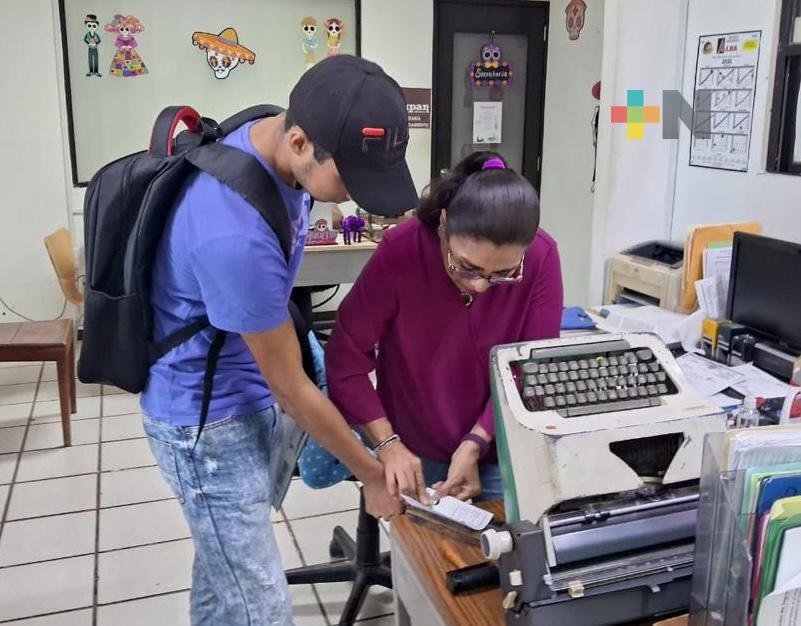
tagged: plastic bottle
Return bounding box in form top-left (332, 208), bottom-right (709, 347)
top-left (735, 396), bottom-right (760, 429)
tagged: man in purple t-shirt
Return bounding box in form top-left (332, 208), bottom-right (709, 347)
top-left (142, 56), bottom-right (419, 625)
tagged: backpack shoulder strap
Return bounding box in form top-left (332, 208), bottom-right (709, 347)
top-left (219, 105), bottom-right (285, 136)
top-left (186, 142), bottom-right (293, 262)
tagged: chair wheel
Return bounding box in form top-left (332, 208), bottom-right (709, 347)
top-left (329, 538), bottom-right (345, 559)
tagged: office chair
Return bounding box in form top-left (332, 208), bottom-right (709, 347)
top-left (284, 298), bottom-right (392, 626)
top-left (285, 486), bottom-right (392, 626)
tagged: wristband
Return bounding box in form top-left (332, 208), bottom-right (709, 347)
top-left (372, 433), bottom-right (400, 454)
top-left (461, 433), bottom-right (490, 458)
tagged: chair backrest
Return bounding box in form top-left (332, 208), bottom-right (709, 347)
top-left (44, 228), bottom-right (84, 306)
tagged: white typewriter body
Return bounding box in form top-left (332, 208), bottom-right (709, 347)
top-left (491, 333), bottom-right (727, 522)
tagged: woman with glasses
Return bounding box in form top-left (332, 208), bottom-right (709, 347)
top-left (325, 151), bottom-right (563, 502)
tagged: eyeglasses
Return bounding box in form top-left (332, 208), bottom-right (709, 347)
top-left (447, 249), bottom-right (524, 285)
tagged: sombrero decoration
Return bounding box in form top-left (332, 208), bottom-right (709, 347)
top-left (191, 27), bottom-right (255, 64)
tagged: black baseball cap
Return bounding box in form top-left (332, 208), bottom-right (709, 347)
top-left (289, 55), bottom-right (417, 217)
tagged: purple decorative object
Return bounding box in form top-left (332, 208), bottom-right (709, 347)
top-left (342, 215), bottom-right (366, 245)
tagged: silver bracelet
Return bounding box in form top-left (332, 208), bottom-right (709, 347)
top-left (372, 433), bottom-right (400, 454)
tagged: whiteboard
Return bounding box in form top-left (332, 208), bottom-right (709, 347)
top-left (59, 0), bottom-right (359, 184)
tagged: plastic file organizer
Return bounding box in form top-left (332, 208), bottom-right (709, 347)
top-left (690, 427), bottom-right (801, 626)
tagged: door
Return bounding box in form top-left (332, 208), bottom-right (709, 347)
top-left (433, 0), bottom-right (549, 189)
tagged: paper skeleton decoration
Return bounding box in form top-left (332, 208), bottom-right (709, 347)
top-left (192, 27), bottom-right (256, 79)
top-left (565, 0), bottom-right (587, 41)
top-left (301, 17), bottom-right (319, 68)
top-left (469, 36), bottom-right (512, 87)
top-left (324, 18), bottom-right (344, 57)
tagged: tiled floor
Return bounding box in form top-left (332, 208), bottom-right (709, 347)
top-left (0, 361), bottom-right (395, 625)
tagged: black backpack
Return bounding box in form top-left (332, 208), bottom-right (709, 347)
top-left (78, 104), bottom-right (302, 437)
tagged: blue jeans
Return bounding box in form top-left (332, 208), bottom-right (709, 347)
top-left (143, 408), bottom-right (292, 626)
top-left (420, 457), bottom-right (504, 502)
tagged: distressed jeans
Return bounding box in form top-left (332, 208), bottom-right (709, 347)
top-left (143, 408), bottom-right (293, 626)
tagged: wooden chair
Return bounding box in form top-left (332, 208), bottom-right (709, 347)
top-left (0, 320), bottom-right (76, 445)
top-left (44, 228), bottom-right (84, 307)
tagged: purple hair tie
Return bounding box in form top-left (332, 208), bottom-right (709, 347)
top-left (481, 158), bottom-right (505, 170)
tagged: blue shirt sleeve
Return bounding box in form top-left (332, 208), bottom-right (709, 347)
top-left (188, 224), bottom-right (291, 334)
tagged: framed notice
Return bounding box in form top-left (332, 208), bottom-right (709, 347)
top-left (690, 31), bottom-right (761, 172)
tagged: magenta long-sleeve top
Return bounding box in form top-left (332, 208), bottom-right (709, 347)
top-left (325, 218), bottom-right (563, 463)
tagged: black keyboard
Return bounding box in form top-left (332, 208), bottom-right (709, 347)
top-left (513, 340), bottom-right (678, 418)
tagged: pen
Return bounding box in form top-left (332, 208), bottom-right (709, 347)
top-left (440, 540), bottom-right (468, 570)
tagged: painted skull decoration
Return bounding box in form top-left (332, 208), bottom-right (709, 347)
top-left (207, 50), bottom-right (239, 79)
top-left (565, 0), bottom-right (587, 41)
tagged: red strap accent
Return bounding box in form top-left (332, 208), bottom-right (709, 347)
top-left (166, 107), bottom-right (201, 156)
top-left (362, 127), bottom-right (385, 137)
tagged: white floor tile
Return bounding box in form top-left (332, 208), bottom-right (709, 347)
top-left (317, 581), bottom-right (395, 623)
top-left (37, 381), bottom-right (101, 402)
top-left (356, 614), bottom-right (395, 624)
top-left (24, 419), bottom-right (99, 451)
top-left (0, 484), bottom-right (8, 511)
top-left (0, 555), bottom-right (94, 621)
top-left (291, 510), bottom-right (390, 565)
top-left (0, 361), bottom-right (41, 369)
top-left (102, 384), bottom-right (127, 396)
top-left (0, 425), bottom-right (25, 454)
top-left (103, 394), bottom-right (142, 417)
top-left (31, 396), bottom-right (100, 424)
top-left (0, 452), bottom-right (16, 484)
top-left (100, 466), bottom-right (174, 508)
top-left (102, 413), bottom-right (145, 442)
top-left (6, 474), bottom-right (97, 520)
top-left (0, 366), bottom-right (41, 386)
top-left (0, 511), bottom-right (96, 566)
top-left (100, 499), bottom-right (189, 551)
top-left (282, 479), bottom-right (360, 520)
top-left (97, 538), bottom-right (193, 604)
top-left (101, 438), bottom-right (154, 472)
top-left (0, 403), bottom-right (31, 428)
top-left (274, 521), bottom-right (303, 570)
top-left (16, 445), bottom-right (98, 482)
top-left (0, 383), bottom-right (37, 406)
top-left (40, 362), bottom-right (58, 382)
top-left (291, 584), bottom-right (328, 626)
top-left (97, 591), bottom-right (190, 626)
top-left (2, 608), bottom-right (93, 625)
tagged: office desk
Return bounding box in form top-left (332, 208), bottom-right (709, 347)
top-left (296, 239), bottom-right (378, 287)
top-left (390, 502), bottom-right (686, 626)
top-left (391, 502), bottom-right (504, 626)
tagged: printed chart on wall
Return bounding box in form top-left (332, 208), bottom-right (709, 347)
top-left (690, 31), bottom-right (761, 172)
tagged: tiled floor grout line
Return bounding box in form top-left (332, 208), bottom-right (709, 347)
top-left (2, 494), bottom-right (176, 523)
top-left (1, 462), bottom-right (159, 488)
top-left (0, 364), bottom-right (44, 544)
top-left (92, 388), bottom-right (106, 626)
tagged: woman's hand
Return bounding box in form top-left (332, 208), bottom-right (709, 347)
top-left (378, 442), bottom-right (430, 505)
top-left (361, 471), bottom-right (404, 521)
top-left (433, 441), bottom-right (482, 501)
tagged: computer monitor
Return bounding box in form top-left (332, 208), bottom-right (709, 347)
top-left (726, 232), bottom-right (801, 352)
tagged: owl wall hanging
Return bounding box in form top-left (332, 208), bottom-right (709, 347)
top-left (468, 33), bottom-right (512, 88)
top-left (191, 27), bottom-right (256, 79)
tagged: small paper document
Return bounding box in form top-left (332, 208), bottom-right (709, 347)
top-left (703, 245), bottom-right (733, 282)
top-left (596, 305), bottom-right (688, 344)
top-left (758, 528), bottom-right (801, 626)
top-left (473, 101), bottom-right (503, 144)
top-left (402, 488), bottom-right (494, 531)
top-left (676, 353), bottom-right (745, 396)
top-left (695, 275), bottom-right (728, 319)
top-left (731, 364), bottom-right (790, 399)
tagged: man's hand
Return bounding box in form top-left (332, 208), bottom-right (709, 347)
top-left (362, 471), bottom-right (404, 521)
top-left (432, 441), bottom-right (482, 501)
top-left (377, 442), bottom-right (429, 504)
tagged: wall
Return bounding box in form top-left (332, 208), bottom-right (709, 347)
top-left (538, 0), bottom-right (604, 306)
top-left (588, 0), bottom-right (689, 303)
top-left (2, 0), bottom-right (605, 318)
top-left (671, 0), bottom-right (801, 244)
top-left (0, 0), bottom-right (73, 322)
